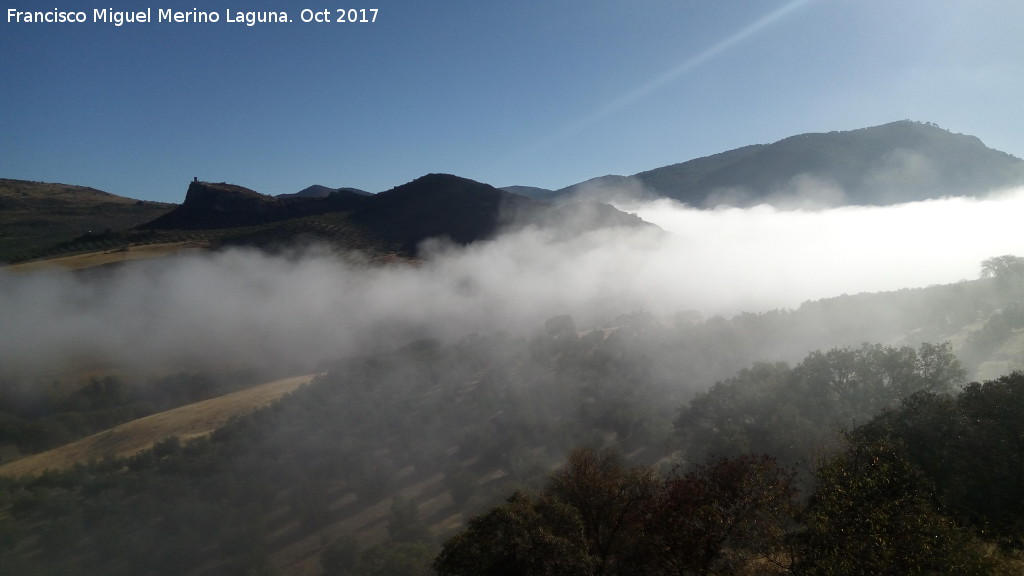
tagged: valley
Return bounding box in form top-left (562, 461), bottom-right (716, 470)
top-left (2, 121), bottom-right (1024, 575)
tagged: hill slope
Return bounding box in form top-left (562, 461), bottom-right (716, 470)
top-left (349, 173), bottom-right (549, 253)
top-left (0, 179), bottom-right (174, 263)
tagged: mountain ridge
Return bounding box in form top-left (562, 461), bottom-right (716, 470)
top-left (7, 120), bottom-right (1024, 264)
top-left (547, 121), bottom-right (1024, 206)
top-left (2, 174), bottom-right (652, 264)
top-left (277, 185), bottom-right (371, 199)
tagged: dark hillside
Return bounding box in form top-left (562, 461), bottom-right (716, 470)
top-left (349, 174), bottom-right (547, 253)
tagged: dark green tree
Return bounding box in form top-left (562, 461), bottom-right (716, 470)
top-left (543, 448), bottom-right (658, 575)
top-left (650, 454), bottom-right (797, 576)
top-left (852, 372), bottom-right (1024, 547)
top-left (676, 343), bottom-right (965, 468)
top-left (952, 374), bottom-right (1024, 544)
top-left (433, 491), bottom-right (593, 576)
top-left (796, 437), bottom-right (992, 576)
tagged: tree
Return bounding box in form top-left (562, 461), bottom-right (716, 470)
top-left (675, 362), bottom-right (793, 462)
top-left (980, 254), bottom-right (1024, 296)
top-left (676, 343), bottom-right (966, 469)
top-left (433, 491), bottom-right (593, 576)
top-left (796, 437), bottom-right (992, 576)
top-left (543, 448), bottom-right (658, 575)
top-left (435, 450), bottom-right (798, 576)
top-left (951, 374), bottom-right (1024, 545)
top-left (851, 372), bottom-right (1024, 547)
top-left (980, 254), bottom-right (1024, 280)
top-left (650, 455), bottom-right (797, 576)
top-left (790, 343), bottom-right (962, 426)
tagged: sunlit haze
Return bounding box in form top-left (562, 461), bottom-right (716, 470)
top-left (619, 188), bottom-right (1024, 309)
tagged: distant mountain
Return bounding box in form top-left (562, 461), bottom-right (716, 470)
top-left (350, 174), bottom-right (573, 253)
top-left (277, 185), bottom-right (371, 199)
top-left (97, 174), bottom-right (645, 259)
top-left (0, 179), bottom-right (174, 263)
top-left (556, 121), bottom-right (1024, 207)
top-left (500, 185), bottom-right (557, 200)
top-left (380, 176), bottom-right (655, 251)
top-left (3, 174), bottom-right (651, 265)
top-left (360, 174), bottom-right (656, 252)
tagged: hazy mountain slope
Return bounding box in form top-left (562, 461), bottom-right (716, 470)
top-left (500, 185), bottom-right (557, 200)
top-left (557, 121), bottom-right (1024, 206)
top-left (0, 179), bottom-right (174, 263)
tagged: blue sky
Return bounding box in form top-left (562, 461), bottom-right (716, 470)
top-left (2, 0), bottom-right (1023, 203)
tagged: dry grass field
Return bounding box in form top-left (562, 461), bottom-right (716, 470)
top-left (0, 373), bottom-right (319, 478)
top-left (975, 328), bottom-right (1024, 382)
top-left (3, 241), bottom-right (208, 273)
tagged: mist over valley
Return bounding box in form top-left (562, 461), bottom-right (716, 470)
top-left (3, 122), bottom-right (1024, 575)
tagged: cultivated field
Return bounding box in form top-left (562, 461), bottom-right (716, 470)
top-left (0, 373), bottom-right (318, 477)
top-left (3, 241), bottom-right (208, 273)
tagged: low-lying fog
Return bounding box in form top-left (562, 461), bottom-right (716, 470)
top-left (1, 186), bottom-right (1021, 377)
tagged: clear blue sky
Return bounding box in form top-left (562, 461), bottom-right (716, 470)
top-left (2, 0), bottom-right (1023, 203)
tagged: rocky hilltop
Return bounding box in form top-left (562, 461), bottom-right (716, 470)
top-left (144, 181), bottom-right (370, 230)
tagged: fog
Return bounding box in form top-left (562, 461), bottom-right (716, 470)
top-left (617, 187), bottom-right (1024, 308)
top-left (1, 186), bottom-right (1022, 378)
